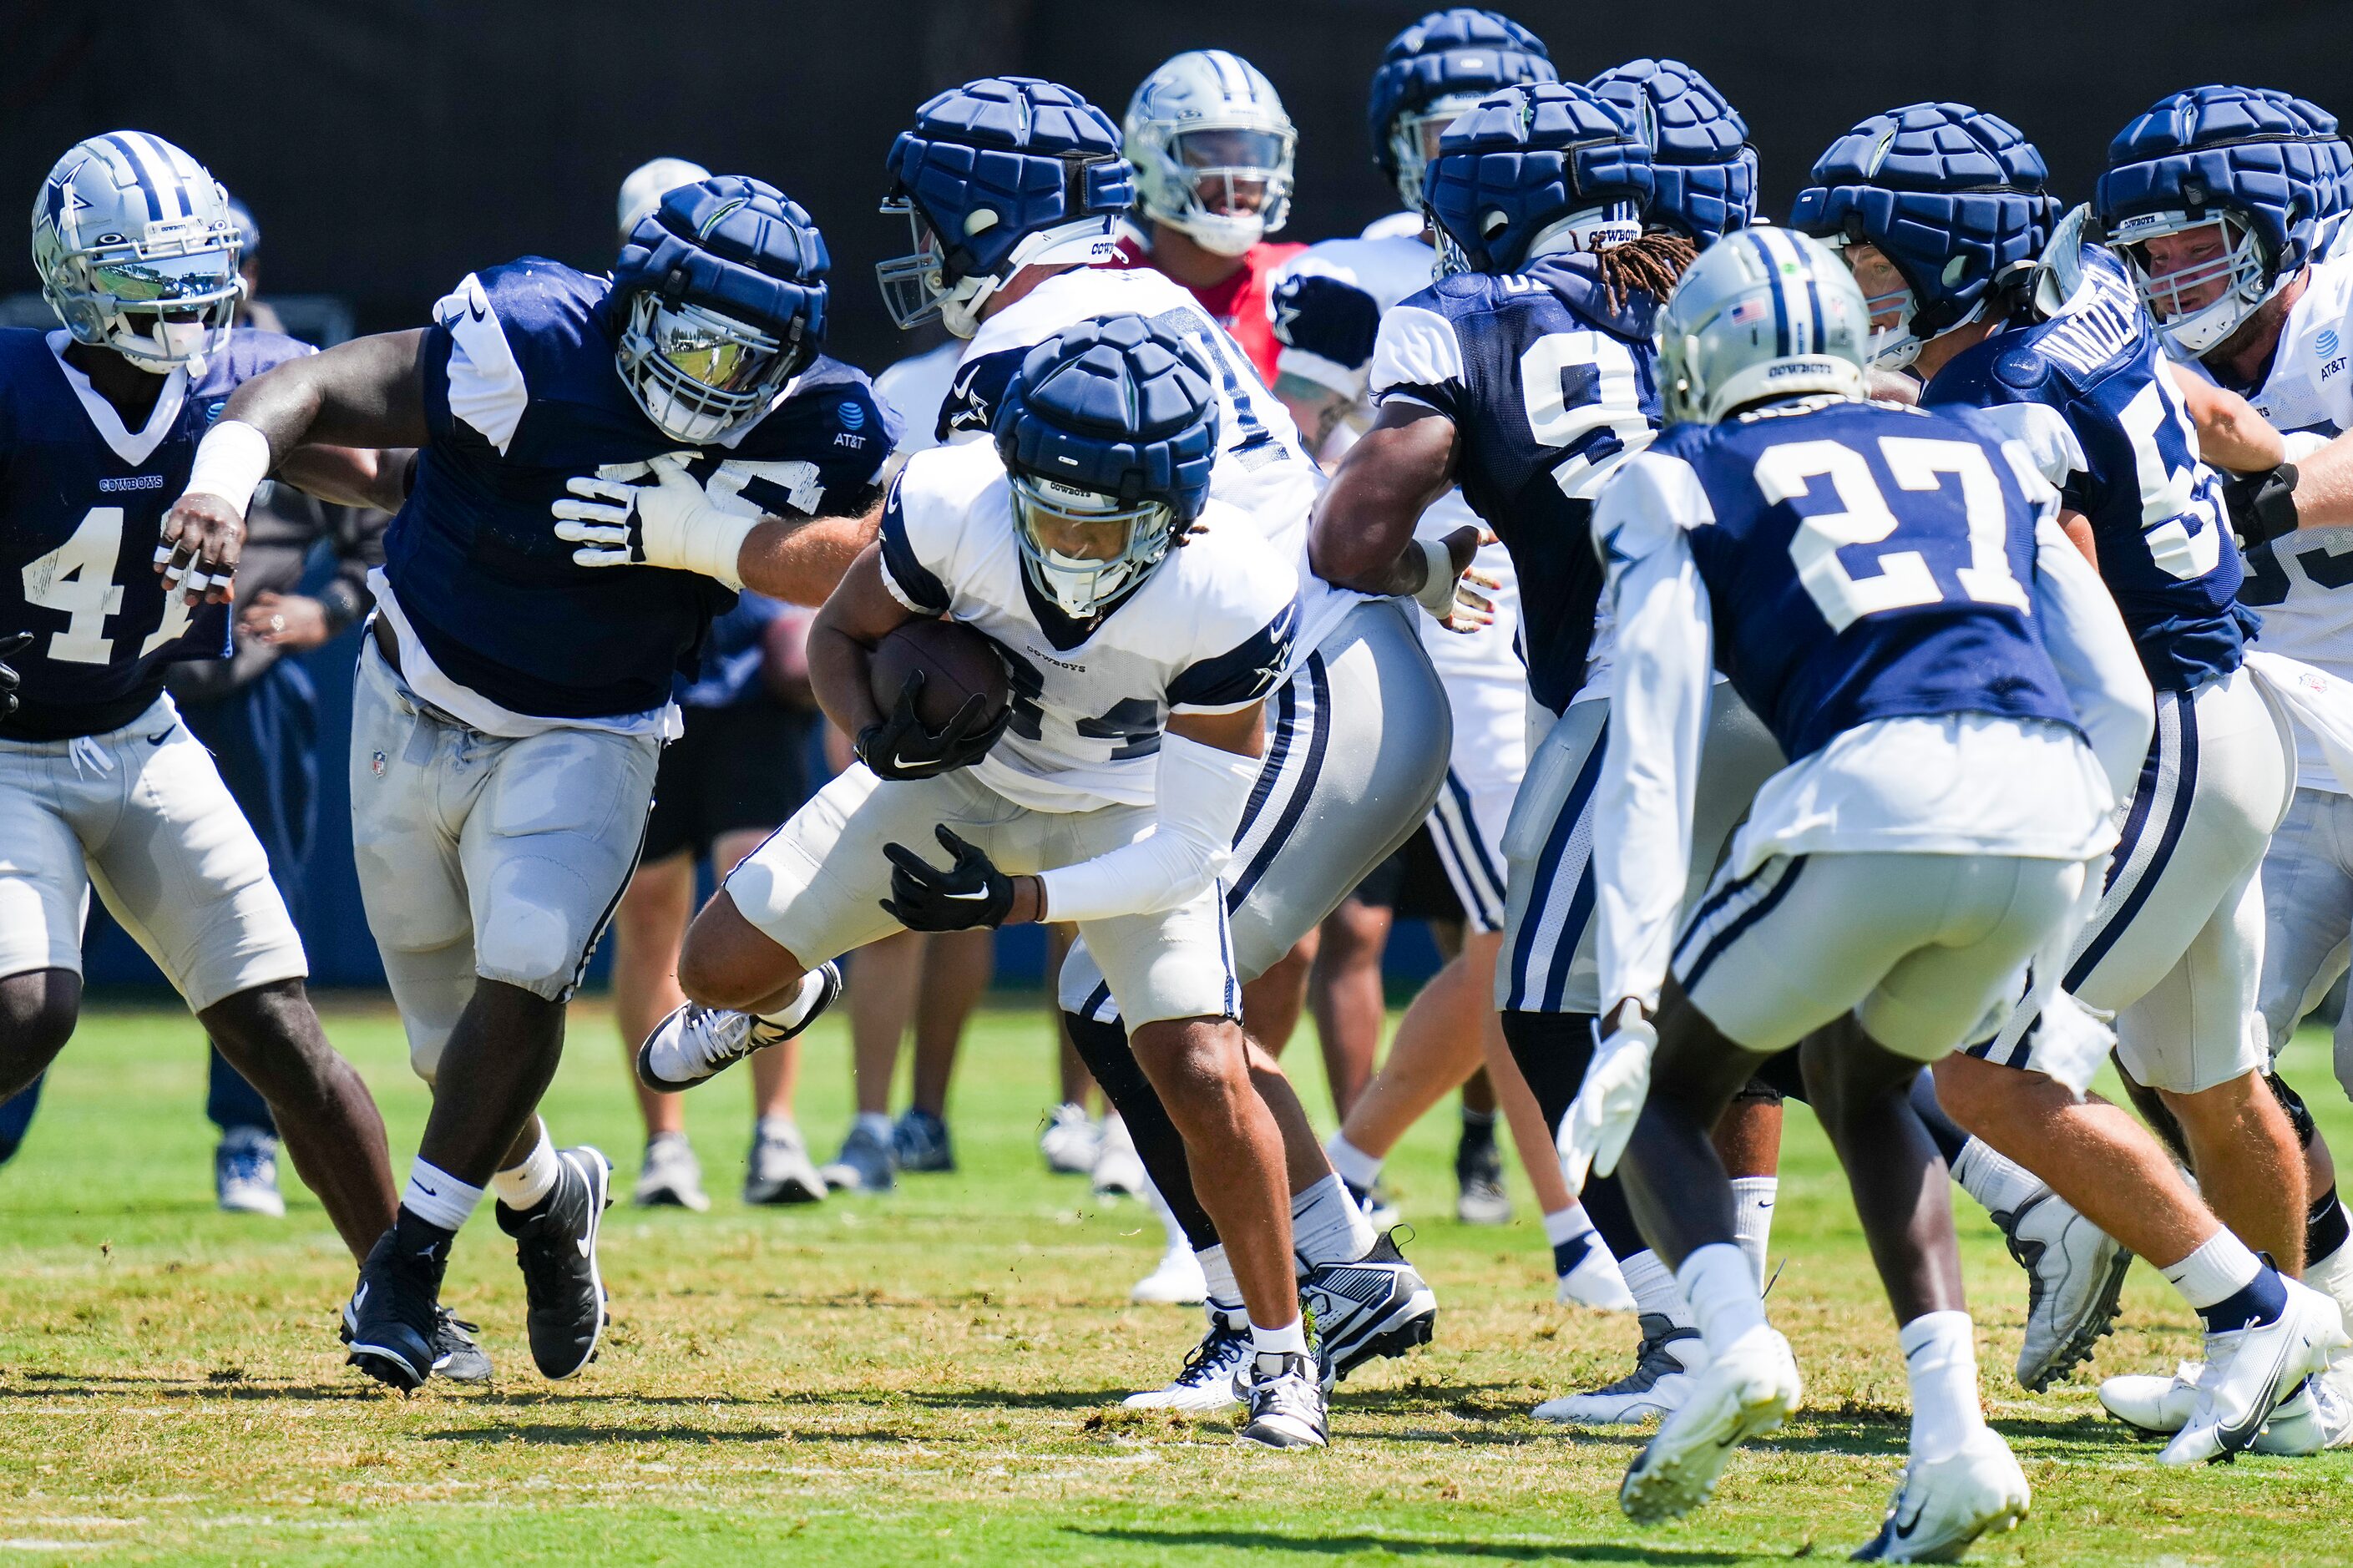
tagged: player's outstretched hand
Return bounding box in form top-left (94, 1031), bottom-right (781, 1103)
top-left (854, 671), bottom-right (1012, 781)
top-left (1558, 1000), bottom-right (1657, 1190)
top-left (156, 491), bottom-right (245, 608)
top-left (552, 455), bottom-right (752, 584)
top-left (881, 825), bottom-right (1016, 931)
top-left (0, 630), bottom-right (32, 720)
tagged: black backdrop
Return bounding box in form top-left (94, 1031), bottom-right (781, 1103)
top-left (7, 1), bottom-right (2350, 374)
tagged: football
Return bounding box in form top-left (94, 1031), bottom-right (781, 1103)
top-left (869, 617), bottom-right (1011, 733)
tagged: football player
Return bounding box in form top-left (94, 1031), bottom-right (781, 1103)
top-left (873, 75), bottom-right (1451, 1409)
top-left (645, 316), bottom-right (1329, 1447)
top-left (3, 133), bottom-right (412, 1338)
top-left (1564, 225), bottom-right (2174, 1556)
top-left (168, 176), bottom-right (893, 1389)
top-left (1111, 50), bottom-right (1303, 383)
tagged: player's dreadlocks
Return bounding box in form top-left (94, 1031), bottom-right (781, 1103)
top-left (1595, 232), bottom-right (1698, 315)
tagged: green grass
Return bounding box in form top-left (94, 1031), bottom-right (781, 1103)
top-left (0, 999), bottom-right (2347, 1565)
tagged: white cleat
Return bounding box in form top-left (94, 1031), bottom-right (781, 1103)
top-left (631, 1132), bottom-right (711, 1211)
top-left (1123, 1304), bottom-right (1251, 1414)
top-left (1555, 1232), bottom-right (1638, 1313)
top-left (1130, 1242), bottom-right (1207, 1305)
top-left (1091, 1115), bottom-right (1146, 1198)
top-left (1618, 1324), bottom-right (1801, 1524)
top-left (2108, 1358), bottom-right (2353, 1455)
top-left (1994, 1186), bottom-right (2132, 1391)
top-left (1534, 1313), bottom-right (1703, 1424)
top-left (1851, 1427), bottom-right (2031, 1562)
top-left (1234, 1352), bottom-right (1328, 1449)
top-left (2161, 1277), bottom-right (2349, 1464)
top-left (636, 965), bottom-right (841, 1094)
top-left (1039, 1103), bottom-right (1102, 1176)
top-left (743, 1120), bottom-right (827, 1206)
top-left (2098, 1361), bottom-right (2199, 1436)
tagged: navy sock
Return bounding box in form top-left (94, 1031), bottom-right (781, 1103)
top-left (2199, 1263), bottom-right (2288, 1334)
top-left (2309, 1186), bottom-right (2350, 1266)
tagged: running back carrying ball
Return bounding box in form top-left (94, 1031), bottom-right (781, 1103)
top-left (857, 618), bottom-right (1012, 779)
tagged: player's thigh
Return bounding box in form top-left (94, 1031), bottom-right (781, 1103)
top-left (1426, 765), bottom-right (1510, 935)
top-left (2256, 789), bottom-right (2353, 1050)
top-left (1680, 690), bottom-right (1783, 909)
top-left (2114, 852), bottom-right (2269, 1094)
top-left (1498, 696), bottom-right (1607, 1013)
top-left (1858, 857), bottom-right (2087, 1060)
top-left (347, 641), bottom-right (470, 953)
top-left (459, 723), bottom-right (660, 1001)
top-left (83, 708), bottom-right (306, 1014)
top-left (0, 748), bottom-right (94, 985)
top-left (1223, 599), bottom-right (1449, 984)
top-left (1080, 885), bottom-right (1242, 1032)
top-left (723, 765), bottom-right (1020, 970)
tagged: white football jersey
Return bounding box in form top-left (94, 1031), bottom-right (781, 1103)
top-left (873, 341), bottom-right (960, 458)
top-left (878, 439), bottom-right (1301, 813)
top-left (940, 266), bottom-right (1354, 660)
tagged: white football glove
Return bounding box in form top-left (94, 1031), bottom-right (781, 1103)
top-left (551, 453), bottom-right (752, 588)
top-left (1414, 525), bottom-right (1503, 634)
top-left (1558, 1000), bottom-right (1657, 1191)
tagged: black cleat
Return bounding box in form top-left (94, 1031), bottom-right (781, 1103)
top-left (344, 1226), bottom-right (447, 1392)
top-left (1299, 1230), bottom-right (1438, 1385)
top-left (342, 1300), bottom-right (493, 1384)
top-left (497, 1146), bottom-right (614, 1380)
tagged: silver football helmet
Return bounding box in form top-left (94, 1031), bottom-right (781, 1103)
top-left (1656, 226), bottom-right (1869, 425)
top-left (32, 132), bottom-right (243, 372)
top-left (1123, 50), bottom-right (1296, 257)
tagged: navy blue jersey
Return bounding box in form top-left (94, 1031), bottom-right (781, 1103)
top-left (391, 259), bottom-right (896, 720)
top-left (1369, 253), bottom-right (1663, 712)
top-left (0, 326), bottom-right (310, 741)
top-left (1625, 399), bottom-right (2080, 761)
top-left (677, 591), bottom-right (785, 710)
top-left (1924, 245), bottom-right (2251, 692)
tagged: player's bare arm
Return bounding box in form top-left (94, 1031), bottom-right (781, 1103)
top-left (2169, 366), bottom-right (2288, 473)
top-left (733, 489), bottom-right (885, 606)
top-left (1308, 401), bottom-right (1490, 628)
top-left (273, 443), bottom-right (417, 515)
top-left (806, 542), bottom-right (914, 740)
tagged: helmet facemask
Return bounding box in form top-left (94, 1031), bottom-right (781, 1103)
top-left (617, 291), bottom-right (798, 445)
top-left (876, 191), bottom-right (1115, 338)
top-left (1389, 92), bottom-right (1485, 211)
top-left (1149, 126), bottom-right (1294, 256)
top-left (1007, 472), bottom-right (1176, 619)
top-left (53, 230), bottom-right (242, 372)
top-left (2113, 208), bottom-right (2277, 357)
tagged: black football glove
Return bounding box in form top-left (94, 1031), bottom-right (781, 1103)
top-left (881, 825), bottom-right (1016, 931)
top-left (2222, 462), bottom-right (2300, 549)
top-left (0, 631), bottom-right (31, 721)
top-left (854, 669), bottom-right (1012, 781)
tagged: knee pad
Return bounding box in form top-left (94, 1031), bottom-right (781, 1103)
top-left (2267, 1070), bottom-right (2319, 1150)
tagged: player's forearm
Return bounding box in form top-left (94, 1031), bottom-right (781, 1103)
top-left (1036, 730), bottom-right (1263, 923)
top-left (806, 544), bottom-right (908, 737)
top-left (2171, 364), bottom-right (2286, 473)
top-left (274, 444), bottom-right (413, 514)
top-left (737, 501), bottom-right (883, 606)
top-left (1273, 374), bottom-right (1355, 461)
top-left (1307, 407), bottom-right (1458, 590)
top-left (2288, 432), bottom-right (2353, 530)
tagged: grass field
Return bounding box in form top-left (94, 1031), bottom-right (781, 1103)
top-left (0, 998), bottom-right (2347, 1565)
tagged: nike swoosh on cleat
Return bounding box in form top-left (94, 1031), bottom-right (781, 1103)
top-left (575, 1235), bottom-right (594, 1260)
top-left (146, 728), bottom-right (172, 745)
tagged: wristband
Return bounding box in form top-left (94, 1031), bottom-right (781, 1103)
top-left (182, 419), bottom-right (274, 516)
top-left (683, 511), bottom-right (756, 591)
top-left (1414, 537), bottom-right (1457, 615)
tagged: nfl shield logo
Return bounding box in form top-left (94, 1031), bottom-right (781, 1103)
top-left (372, 750), bottom-right (387, 778)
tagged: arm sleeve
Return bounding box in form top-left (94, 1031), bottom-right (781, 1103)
top-left (1978, 401), bottom-right (2086, 490)
top-left (2031, 513), bottom-right (2156, 800)
top-left (1591, 458), bottom-right (1716, 1014)
top-left (1038, 731), bottom-right (1263, 923)
top-left (1367, 303), bottom-right (1467, 422)
top-left (874, 474), bottom-right (952, 617)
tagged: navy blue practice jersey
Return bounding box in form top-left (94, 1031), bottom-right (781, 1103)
top-left (0, 326), bottom-right (310, 741)
top-left (1369, 253), bottom-right (1664, 713)
top-left (391, 259), bottom-right (897, 720)
top-left (1924, 244), bottom-right (2250, 692)
top-left (1621, 398), bottom-right (2081, 762)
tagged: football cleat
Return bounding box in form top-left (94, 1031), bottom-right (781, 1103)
top-left (818, 1121), bottom-right (897, 1192)
top-left (743, 1120), bottom-right (827, 1206)
top-left (2108, 1358), bottom-right (2353, 1454)
top-left (1555, 1232), bottom-right (1639, 1313)
top-left (215, 1129), bottom-right (286, 1217)
top-left (496, 1146), bottom-right (614, 1381)
top-left (1534, 1313), bottom-right (1703, 1424)
top-left (2098, 1361), bottom-right (2199, 1435)
top-left (635, 963), bottom-right (842, 1092)
top-left (632, 1131), bottom-right (710, 1211)
top-left (343, 1227), bottom-right (446, 1393)
top-left (1131, 1242), bottom-right (1208, 1306)
top-left (892, 1107), bottom-right (954, 1173)
top-left (1300, 1230), bottom-right (1438, 1385)
top-left (1993, 1186), bottom-right (2133, 1390)
top-left (1234, 1352), bottom-right (1329, 1449)
top-left (1091, 1115), bottom-right (1146, 1197)
top-left (339, 1295), bottom-right (492, 1383)
top-left (1040, 1103), bottom-right (1102, 1175)
top-left (1124, 1303), bottom-right (1251, 1413)
top-left (2161, 1276), bottom-right (2348, 1464)
top-left (1455, 1120), bottom-right (1512, 1226)
top-left (1851, 1427), bottom-right (2031, 1562)
top-left (1619, 1324), bottom-right (1801, 1524)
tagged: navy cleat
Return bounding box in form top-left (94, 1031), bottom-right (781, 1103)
top-left (344, 1226), bottom-right (446, 1392)
top-left (497, 1146), bottom-right (614, 1380)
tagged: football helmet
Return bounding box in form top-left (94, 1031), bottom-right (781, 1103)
top-left (616, 157), bottom-right (711, 240)
top-left (1367, 9), bottom-right (1557, 212)
top-left (991, 314), bottom-right (1219, 619)
top-left (1790, 103), bottom-right (2059, 370)
top-left (2096, 85), bottom-right (2344, 357)
top-left (1125, 51), bottom-right (1295, 257)
top-left (1423, 81), bottom-right (1652, 276)
top-left (878, 78), bottom-right (1133, 337)
top-left (33, 132), bottom-right (242, 372)
top-left (611, 175), bottom-right (827, 446)
top-left (1588, 58), bottom-right (1756, 246)
top-left (1656, 226), bottom-right (1870, 426)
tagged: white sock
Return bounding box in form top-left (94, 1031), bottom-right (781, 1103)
top-left (1324, 1133), bottom-right (1384, 1191)
top-left (757, 967), bottom-right (830, 1030)
top-left (1949, 1138), bottom-right (2045, 1218)
top-left (853, 1110), bottom-right (893, 1144)
top-left (1730, 1176), bottom-right (1778, 1288)
top-left (491, 1125), bottom-right (560, 1211)
top-left (2306, 1234), bottom-right (2353, 1327)
top-left (1290, 1174), bottom-right (1376, 1270)
top-left (1543, 1204), bottom-right (1598, 1251)
top-left (756, 1113), bottom-right (801, 1141)
top-left (1198, 1243), bottom-right (1240, 1305)
top-left (402, 1157), bottom-right (484, 1232)
top-left (1621, 1249), bottom-right (1694, 1328)
top-left (2161, 1227), bottom-right (2262, 1311)
top-left (1251, 1317), bottom-right (1308, 1361)
top-left (1900, 1309), bottom-right (1986, 1465)
top-left (1677, 1242), bottom-right (1769, 1357)
top-left (1144, 1177), bottom-right (1191, 1252)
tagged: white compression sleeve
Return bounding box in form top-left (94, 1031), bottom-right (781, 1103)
top-left (1038, 731), bottom-right (1260, 923)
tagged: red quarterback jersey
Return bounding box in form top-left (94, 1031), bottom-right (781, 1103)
top-left (1106, 232), bottom-right (1307, 385)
